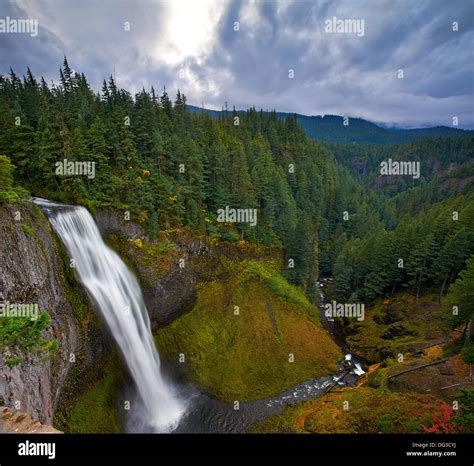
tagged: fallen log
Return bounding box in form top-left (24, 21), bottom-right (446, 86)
top-left (416, 339), bottom-right (449, 351)
top-left (440, 383), bottom-right (461, 391)
top-left (388, 357), bottom-right (451, 379)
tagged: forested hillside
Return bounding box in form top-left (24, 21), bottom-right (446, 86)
top-left (1, 59), bottom-right (473, 308)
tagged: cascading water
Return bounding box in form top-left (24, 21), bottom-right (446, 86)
top-left (33, 198), bottom-right (365, 433)
top-left (34, 198), bottom-right (184, 432)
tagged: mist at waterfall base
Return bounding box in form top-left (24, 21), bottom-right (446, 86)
top-left (34, 198), bottom-right (364, 433)
top-left (33, 198), bottom-right (185, 433)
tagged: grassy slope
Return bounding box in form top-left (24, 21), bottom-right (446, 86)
top-left (155, 261), bottom-right (342, 401)
top-left (251, 386), bottom-right (439, 433)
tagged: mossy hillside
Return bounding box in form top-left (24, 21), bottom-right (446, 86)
top-left (367, 345), bottom-right (445, 390)
top-left (251, 386), bottom-right (439, 433)
top-left (344, 293), bottom-right (446, 362)
top-left (155, 260), bottom-right (342, 401)
top-left (55, 354), bottom-right (125, 433)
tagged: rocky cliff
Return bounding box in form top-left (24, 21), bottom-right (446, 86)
top-left (95, 210), bottom-right (207, 327)
top-left (0, 202), bottom-right (105, 426)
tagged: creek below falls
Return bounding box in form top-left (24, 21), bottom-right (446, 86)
top-left (34, 197), bottom-right (365, 434)
top-left (127, 355), bottom-right (364, 433)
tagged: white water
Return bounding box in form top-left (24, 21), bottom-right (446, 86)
top-left (38, 200), bottom-right (184, 432)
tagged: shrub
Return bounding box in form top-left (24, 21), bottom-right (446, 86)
top-left (219, 229), bottom-right (240, 243)
top-left (454, 388), bottom-right (474, 433)
top-left (0, 311), bottom-right (58, 366)
top-left (421, 402), bottom-right (457, 433)
top-left (21, 224), bottom-right (34, 236)
top-left (461, 344), bottom-right (474, 364)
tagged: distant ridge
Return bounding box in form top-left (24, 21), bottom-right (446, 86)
top-left (187, 105), bottom-right (473, 144)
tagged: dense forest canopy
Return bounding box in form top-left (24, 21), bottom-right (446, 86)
top-left (0, 59), bottom-right (473, 315)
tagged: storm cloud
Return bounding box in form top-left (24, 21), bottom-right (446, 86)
top-left (1, 0), bottom-right (473, 128)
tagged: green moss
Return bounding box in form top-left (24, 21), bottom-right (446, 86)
top-left (21, 224), bottom-right (34, 236)
top-left (251, 386), bottom-right (441, 433)
top-left (367, 364), bottom-right (391, 390)
top-left (239, 261), bottom-right (313, 311)
top-left (5, 356), bottom-right (25, 366)
top-left (155, 260), bottom-right (341, 402)
top-left (57, 355), bottom-right (124, 433)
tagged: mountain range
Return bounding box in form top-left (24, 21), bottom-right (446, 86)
top-left (188, 104), bottom-right (473, 144)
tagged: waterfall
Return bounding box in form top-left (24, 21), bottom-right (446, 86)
top-left (34, 199), bottom-right (184, 432)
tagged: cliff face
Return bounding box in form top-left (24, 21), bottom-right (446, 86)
top-left (0, 203), bottom-right (104, 425)
top-left (95, 210), bottom-right (206, 327)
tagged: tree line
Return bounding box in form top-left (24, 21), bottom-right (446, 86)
top-left (0, 58), bottom-right (472, 324)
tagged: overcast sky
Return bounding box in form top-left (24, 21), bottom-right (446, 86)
top-left (1, 0), bottom-right (473, 128)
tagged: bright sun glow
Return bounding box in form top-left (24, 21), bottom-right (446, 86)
top-left (155, 0), bottom-right (229, 66)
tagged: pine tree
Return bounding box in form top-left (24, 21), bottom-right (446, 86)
top-left (60, 56), bottom-right (73, 92)
top-left (445, 256), bottom-right (474, 345)
top-left (160, 87), bottom-right (172, 118)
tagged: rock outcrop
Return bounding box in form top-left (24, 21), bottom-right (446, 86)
top-left (0, 407), bottom-right (62, 433)
top-left (0, 202), bottom-right (104, 427)
top-left (95, 210), bottom-right (208, 327)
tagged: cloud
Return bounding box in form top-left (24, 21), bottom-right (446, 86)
top-left (0, 0), bottom-right (472, 128)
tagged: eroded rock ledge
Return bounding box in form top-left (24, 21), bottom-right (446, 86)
top-left (0, 407), bottom-right (62, 433)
